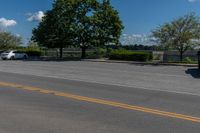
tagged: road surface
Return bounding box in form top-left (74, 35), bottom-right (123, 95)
top-left (0, 61), bottom-right (199, 133)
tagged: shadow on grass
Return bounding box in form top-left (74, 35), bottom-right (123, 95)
top-left (185, 68), bottom-right (200, 79)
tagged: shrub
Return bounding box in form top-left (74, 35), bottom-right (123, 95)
top-left (18, 48), bottom-right (43, 57)
top-left (24, 49), bottom-right (42, 57)
top-left (86, 48), bottom-right (107, 59)
top-left (106, 48), bottom-right (114, 57)
top-left (94, 48), bottom-right (107, 58)
top-left (182, 57), bottom-right (198, 64)
top-left (109, 50), bottom-right (153, 61)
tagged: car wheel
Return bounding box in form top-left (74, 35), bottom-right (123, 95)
top-left (23, 55), bottom-right (27, 60)
top-left (11, 56), bottom-right (15, 60)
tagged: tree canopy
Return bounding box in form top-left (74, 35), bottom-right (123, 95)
top-left (152, 13), bottom-right (200, 61)
top-left (32, 0), bottom-right (78, 58)
top-left (0, 31), bottom-right (22, 49)
top-left (32, 0), bottom-right (123, 59)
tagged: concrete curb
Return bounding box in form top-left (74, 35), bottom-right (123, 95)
top-left (83, 59), bottom-right (198, 67)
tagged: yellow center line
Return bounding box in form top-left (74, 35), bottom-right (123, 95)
top-left (0, 81), bottom-right (200, 123)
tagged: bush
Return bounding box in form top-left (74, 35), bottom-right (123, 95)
top-left (18, 48), bottom-right (43, 57)
top-left (183, 57), bottom-right (193, 63)
top-left (109, 50), bottom-right (153, 61)
top-left (94, 48), bottom-right (107, 58)
top-left (86, 48), bottom-right (107, 59)
top-left (106, 48), bottom-right (114, 57)
top-left (182, 57), bottom-right (197, 64)
top-left (24, 50), bottom-right (42, 57)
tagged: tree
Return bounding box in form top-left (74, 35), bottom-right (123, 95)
top-left (93, 0), bottom-right (123, 47)
top-left (71, 0), bottom-right (99, 59)
top-left (152, 13), bottom-right (200, 61)
top-left (74, 0), bottom-right (124, 59)
top-left (32, 0), bottom-right (123, 59)
top-left (32, 0), bottom-right (77, 58)
top-left (0, 31), bottom-right (22, 49)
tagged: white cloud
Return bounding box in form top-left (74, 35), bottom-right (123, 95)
top-left (0, 18), bottom-right (17, 27)
top-left (188, 0), bottom-right (198, 3)
top-left (16, 34), bottom-right (21, 37)
top-left (27, 11), bottom-right (45, 22)
top-left (120, 34), bottom-right (157, 45)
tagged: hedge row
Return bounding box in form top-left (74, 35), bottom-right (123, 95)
top-left (109, 50), bottom-right (153, 61)
top-left (25, 50), bottom-right (42, 57)
top-left (18, 49), bottom-right (43, 57)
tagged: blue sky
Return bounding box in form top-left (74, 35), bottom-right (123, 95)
top-left (0, 0), bottom-right (200, 45)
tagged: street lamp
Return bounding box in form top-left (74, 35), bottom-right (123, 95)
top-left (198, 50), bottom-right (200, 69)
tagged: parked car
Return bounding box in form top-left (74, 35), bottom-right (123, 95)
top-left (1, 50), bottom-right (28, 60)
top-left (0, 50), bottom-right (5, 56)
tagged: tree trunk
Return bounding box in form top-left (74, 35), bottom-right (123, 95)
top-left (180, 50), bottom-right (183, 62)
top-left (59, 47), bottom-right (63, 59)
top-left (81, 46), bottom-right (86, 59)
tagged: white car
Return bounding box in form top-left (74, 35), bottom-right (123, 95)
top-left (1, 50), bottom-right (28, 60)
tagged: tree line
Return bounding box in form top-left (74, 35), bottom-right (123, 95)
top-left (32, 0), bottom-right (200, 61)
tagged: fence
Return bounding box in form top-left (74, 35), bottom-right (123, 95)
top-left (40, 48), bottom-right (199, 62)
top-left (42, 48), bottom-right (105, 59)
top-left (163, 50), bottom-right (199, 62)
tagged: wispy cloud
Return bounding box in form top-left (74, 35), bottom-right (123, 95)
top-left (0, 18), bottom-right (17, 28)
top-left (188, 0), bottom-right (198, 3)
top-left (27, 11), bottom-right (45, 22)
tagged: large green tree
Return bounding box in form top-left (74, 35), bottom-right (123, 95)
top-left (71, 0), bottom-right (99, 59)
top-left (32, 0), bottom-right (77, 58)
top-left (32, 0), bottom-right (123, 59)
top-left (0, 31), bottom-right (22, 49)
top-left (74, 0), bottom-right (124, 59)
top-left (93, 0), bottom-right (123, 47)
top-left (152, 13), bottom-right (200, 61)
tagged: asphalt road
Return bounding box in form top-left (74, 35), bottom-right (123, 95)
top-left (0, 61), bottom-right (200, 133)
top-left (0, 61), bottom-right (199, 95)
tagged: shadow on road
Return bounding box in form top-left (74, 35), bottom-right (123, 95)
top-left (185, 68), bottom-right (200, 79)
top-left (128, 62), bottom-right (162, 67)
top-left (22, 57), bottom-right (82, 62)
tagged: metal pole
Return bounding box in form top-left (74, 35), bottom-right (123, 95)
top-left (198, 51), bottom-right (200, 69)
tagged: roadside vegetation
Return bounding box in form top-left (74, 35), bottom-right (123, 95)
top-left (152, 13), bottom-right (200, 62)
top-left (17, 42), bottom-right (43, 57)
top-left (0, 1), bottom-right (200, 63)
top-left (0, 31), bottom-right (22, 50)
top-left (110, 49), bottom-right (152, 62)
top-left (167, 57), bottom-right (198, 64)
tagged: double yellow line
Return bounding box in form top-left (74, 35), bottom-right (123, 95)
top-left (0, 81), bottom-right (200, 123)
